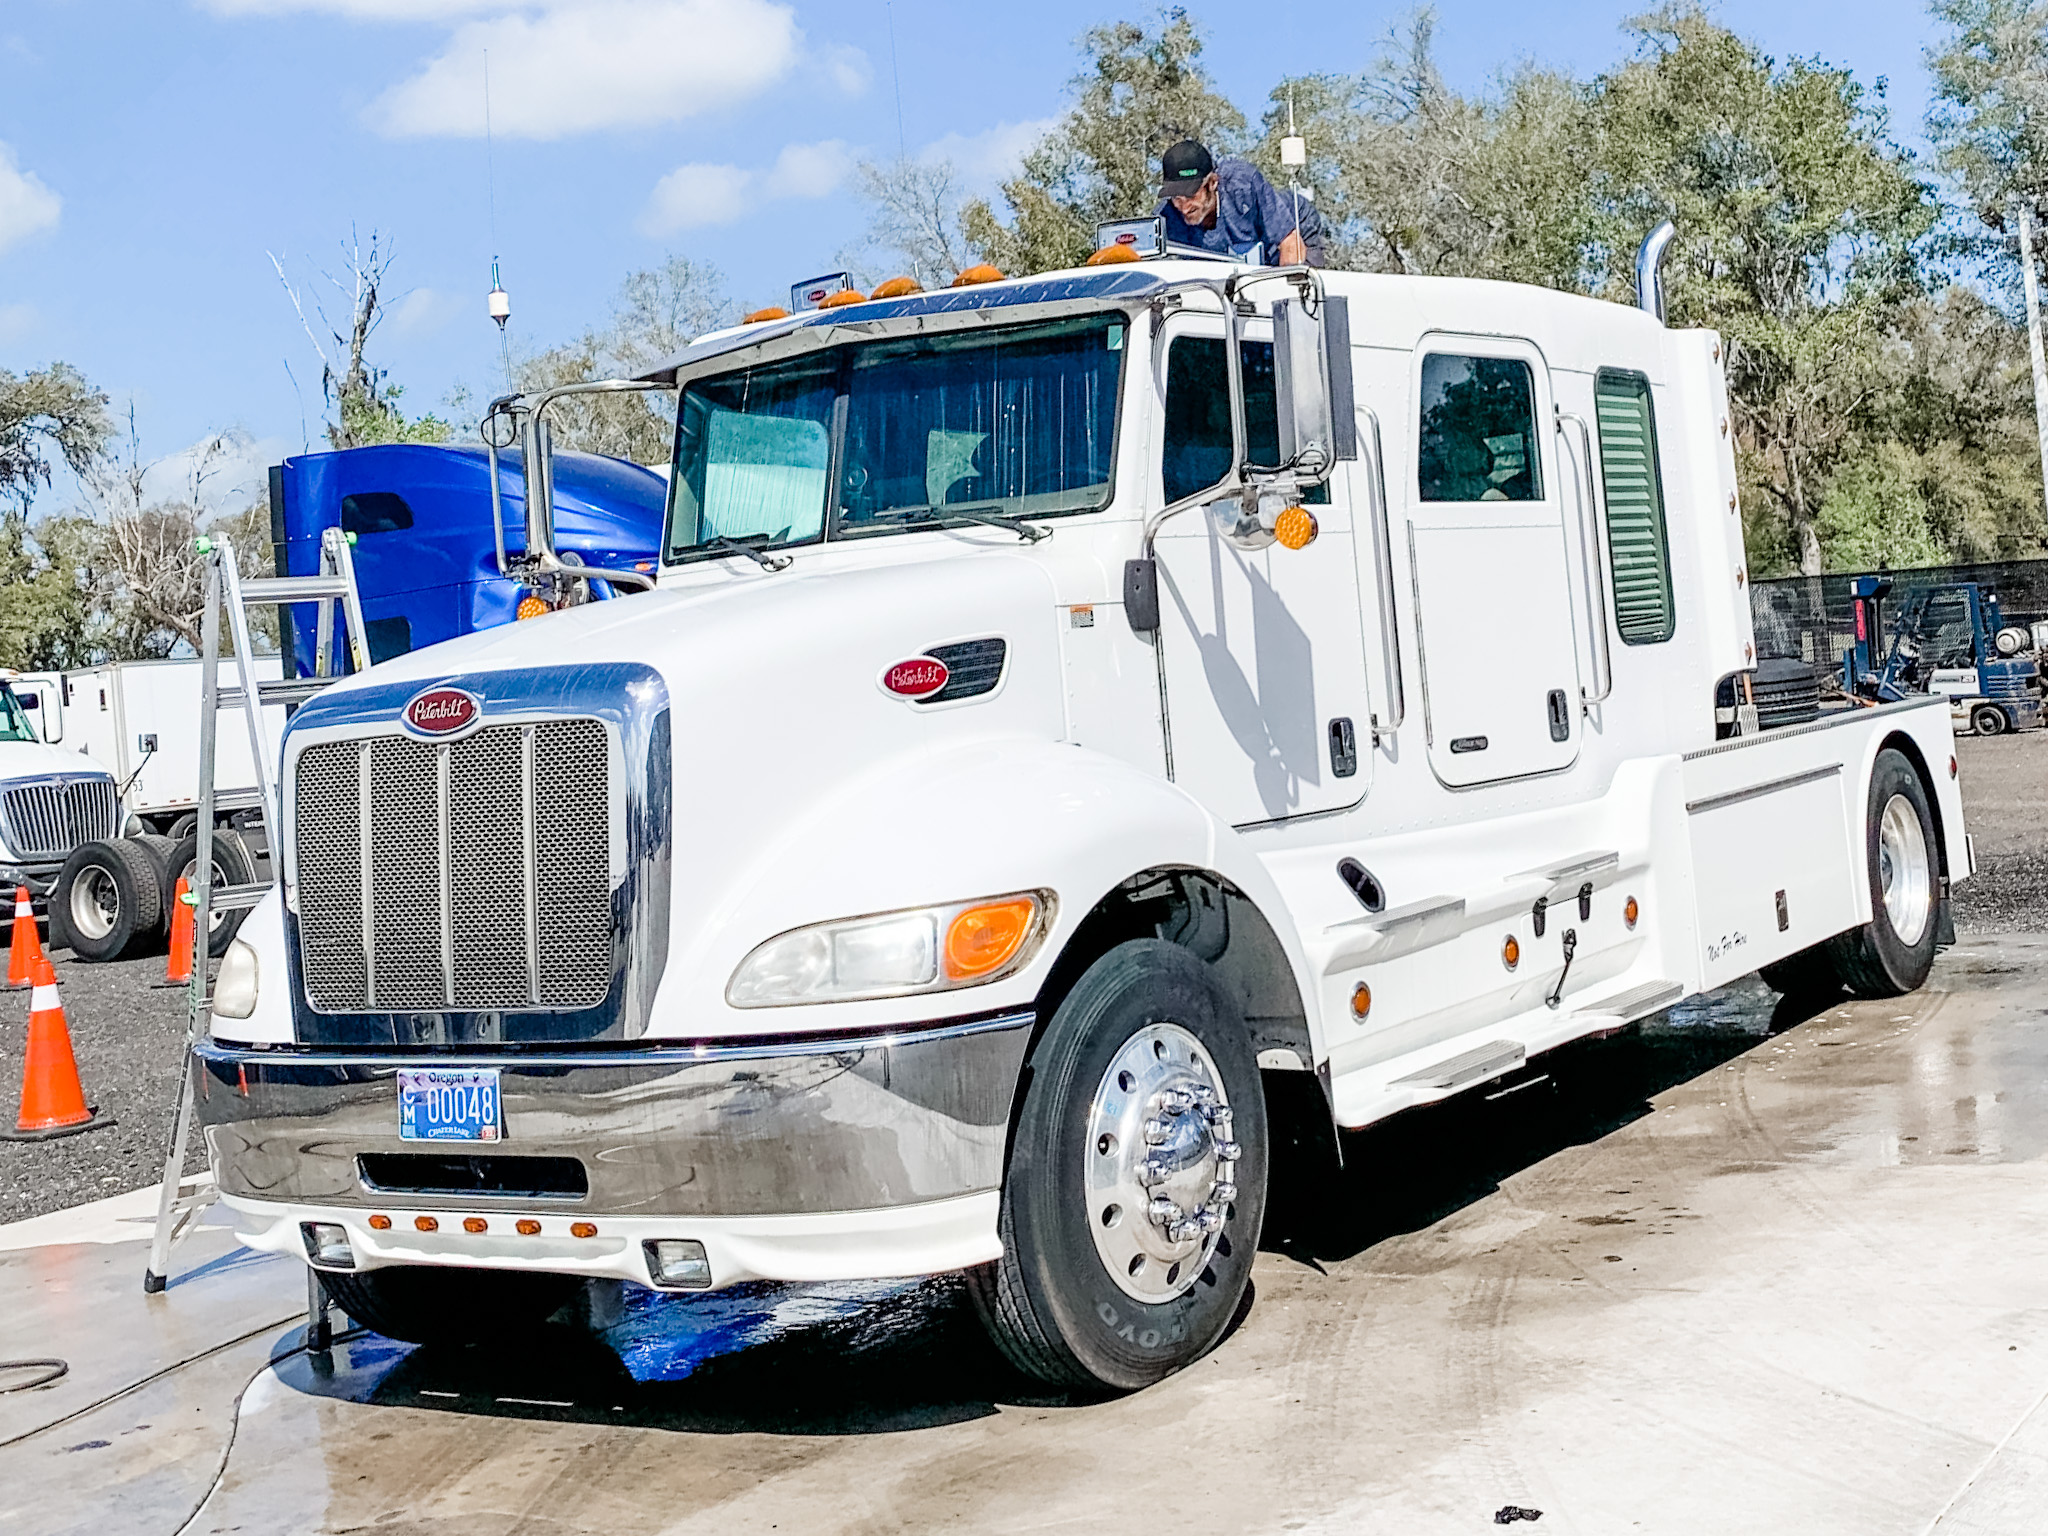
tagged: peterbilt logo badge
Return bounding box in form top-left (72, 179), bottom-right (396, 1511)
top-left (401, 686), bottom-right (482, 738)
top-left (880, 657), bottom-right (950, 699)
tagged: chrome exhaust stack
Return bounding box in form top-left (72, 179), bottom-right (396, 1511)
top-left (1636, 220), bottom-right (1677, 325)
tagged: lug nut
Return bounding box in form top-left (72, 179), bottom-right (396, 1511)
top-left (1212, 1181), bottom-right (1238, 1204)
top-left (1148, 1197), bottom-right (1181, 1226)
top-left (1207, 1105), bottom-right (1234, 1136)
top-left (1143, 1117), bottom-right (1171, 1145)
top-left (1160, 1088), bottom-right (1194, 1116)
top-left (1191, 1084), bottom-right (1217, 1106)
top-left (1198, 1206), bottom-right (1224, 1233)
top-left (1141, 1158), bottom-right (1174, 1186)
top-left (1213, 1140), bottom-right (1242, 1163)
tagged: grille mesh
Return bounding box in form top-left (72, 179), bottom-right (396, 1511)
top-left (293, 719), bottom-right (613, 1014)
top-left (0, 777), bottom-right (119, 861)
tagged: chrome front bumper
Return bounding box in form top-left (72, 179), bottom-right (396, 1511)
top-left (193, 1011), bottom-right (1033, 1220)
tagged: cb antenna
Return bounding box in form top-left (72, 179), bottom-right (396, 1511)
top-left (1281, 91), bottom-right (1308, 265)
top-left (483, 48), bottom-right (512, 391)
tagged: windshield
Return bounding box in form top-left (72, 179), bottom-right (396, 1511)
top-left (665, 315), bottom-right (1126, 562)
top-left (0, 687), bottom-right (37, 744)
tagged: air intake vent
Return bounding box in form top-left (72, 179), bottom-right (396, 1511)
top-left (292, 719), bottom-right (615, 1014)
top-left (921, 638), bottom-right (1007, 704)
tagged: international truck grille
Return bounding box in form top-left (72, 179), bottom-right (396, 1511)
top-left (292, 720), bottom-right (614, 1014)
top-left (0, 777), bottom-right (119, 862)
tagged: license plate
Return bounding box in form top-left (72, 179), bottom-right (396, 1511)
top-left (398, 1069), bottom-right (501, 1143)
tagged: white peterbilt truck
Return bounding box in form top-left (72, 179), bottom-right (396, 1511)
top-left (193, 228), bottom-right (1969, 1390)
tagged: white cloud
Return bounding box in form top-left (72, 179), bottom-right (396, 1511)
top-left (387, 286), bottom-right (458, 337)
top-left (823, 44), bottom-right (869, 96)
top-left (640, 139), bottom-right (851, 235)
top-left (764, 139), bottom-right (852, 200)
top-left (200, 1), bottom-right (508, 17)
top-left (367, 0), bottom-right (800, 140)
top-left (920, 118), bottom-right (1058, 188)
top-left (0, 302), bottom-right (35, 344)
top-left (0, 143), bottom-right (61, 255)
top-left (640, 163), bottom-right (754, 235)
top-left (138, 430), bottom-right (291, 515)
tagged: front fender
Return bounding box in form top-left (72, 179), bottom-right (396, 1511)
top-left (651, 737), bottom-right (1319, 1050)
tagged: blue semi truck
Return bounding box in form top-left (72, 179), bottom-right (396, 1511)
top-left (266, 443), bottom-right (664, 670)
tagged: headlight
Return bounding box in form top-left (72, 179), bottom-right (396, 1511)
top-left (212, 938), bottom-right (260, 1019)
top-left (727, 890), bottom-right (1054, 1007)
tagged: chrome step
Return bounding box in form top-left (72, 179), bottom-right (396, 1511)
top-left (1574, 979), bottom-right (1683, 1023)
top-left (1392, 1039), bottom-right (1526, 1092)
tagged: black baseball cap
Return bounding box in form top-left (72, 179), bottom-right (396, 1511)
top-left (1160, 140), bottom-right (1214, 196)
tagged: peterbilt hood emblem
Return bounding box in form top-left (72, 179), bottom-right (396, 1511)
top-left (401, 686), bottom-right (483, 738)
top-left (880, 657), bottom-right (950, 699)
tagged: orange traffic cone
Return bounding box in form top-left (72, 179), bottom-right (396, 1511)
top-left (165, 877), bottom-right (194, 986)
top-left (3, 953), bottom-right (106, 1141)
top-left (7, 886), bottom-right (41, 988)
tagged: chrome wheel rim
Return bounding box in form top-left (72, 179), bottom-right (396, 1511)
top-left (68, 867), bottom-right (118, 942)
top-left (1084, 1022), bottom-right (1240, 1304)
top-left (178, 858), bottom-right (234, 934)
top-left (1878, 792), bottom-right (1931, 946)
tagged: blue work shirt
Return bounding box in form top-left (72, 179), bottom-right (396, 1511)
top-left (1159, 157), bottom-right (1326, 267)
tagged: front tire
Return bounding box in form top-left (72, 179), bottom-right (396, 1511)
top-left (1972, 704), bottom-right (2007, 737)
top-left (319, 1265), bottom-right (582, 1346)
top-left (1827, 748), bottom-right (1940, 997)
top-left (969, 939), bottom-right (1267, 1391)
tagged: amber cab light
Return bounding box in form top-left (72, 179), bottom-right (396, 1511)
top-left (1624, 896), bottom-right (1640, 929)
top-left (516, 1219), bottom-right (542, 1236)
top-left (414, 1215), bottom-right (439, 1233)
top-left (743, 305), bottom-right (790, 324)
top-left (463, 1217), bottom-right (488, 1234)
top-left (571, 1222), bottom-right (598, 1239)
top-left (1086, 243), bottom-right (1141, 266)
top-left (951, 263), bottom-right (1005, 287)
top-left (515, 593), bottom-right (550, 621)
top-left (871, 276), bottom-right (923, 298)
top-left (1274, 506), bottom-right (1319, 551)
top-left (368, 1213), bottom-right (392, 1231)
top-left (1502, 935), bottom-right (1521, 971)
top-left (817, 288), bottom-right (868, 309)
top-left (1350, 982), bottom-right (1371, 1020)
top-left (944, 898), bottom-right (1038, 980)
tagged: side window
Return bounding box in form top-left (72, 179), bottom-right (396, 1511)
top-left (1162, 337), bottom-right (1327, 505)
top-left (1593, 368), bottom-right (1676, 645)
top-left (1418, 354), bottom-right (1542, 502)
top-left (340, 492), bottom-right (414, 535)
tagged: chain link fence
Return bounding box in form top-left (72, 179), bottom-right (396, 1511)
top-left (1751, 558), bottom-right (2048, 676)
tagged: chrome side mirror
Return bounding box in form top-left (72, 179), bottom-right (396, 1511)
top-left (1271, 294), bottom-right (1335, 481)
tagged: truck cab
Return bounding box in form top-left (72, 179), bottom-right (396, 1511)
top-left (194, 241), bottom-right (1968, 1391)
top-left (0, 672), bottom-right (121, 909)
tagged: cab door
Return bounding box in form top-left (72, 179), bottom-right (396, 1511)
top-left (1403, 338), bottom-right (1582, 786)
top-left (1151, 318), bottom-right (1375, 826)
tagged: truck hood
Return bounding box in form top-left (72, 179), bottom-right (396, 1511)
top-left (0, 740), bottom-right (114, 782)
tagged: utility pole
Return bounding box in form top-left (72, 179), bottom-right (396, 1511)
top-left (2016, 201), bottom-right (2048, 520)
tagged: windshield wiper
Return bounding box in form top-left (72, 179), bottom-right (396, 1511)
top-left (702, 535), bottom-right (793, 571)
top-left (904, 505), bottom-right (1050, 544)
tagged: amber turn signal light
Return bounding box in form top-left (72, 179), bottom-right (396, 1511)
top-left (516, 1219), bottom-right (541, 1236)
top-left (1274, 506), bottom-right (1319, 551)
top-left (414, 1215), bottom-right (439, 1233)
top-left (1350, 982), bottom-right (1371, 1020)
top-left (1502, 935), bottom-right (1521, 970)
top-left (571, 1222), bottom-right (598, 1239)
top-left (1624, 896), bottom-right (1640, 929)
top-left (463, 1217), bottom-right (488, 1234)
top-left (944, 898), bottom-right (1039, 981)
top-left (515, 594), bottom-right (549, 621)
top-left (368, 1213), bottom-right (391, 1231)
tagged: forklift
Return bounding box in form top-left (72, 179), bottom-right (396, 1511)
top-left (1841, 576), bottom-right (2045, 734)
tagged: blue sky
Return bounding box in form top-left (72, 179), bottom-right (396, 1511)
top-left (1, 0), bottom-right (1937, 511)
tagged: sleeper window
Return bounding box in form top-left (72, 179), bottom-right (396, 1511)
top-left (1417, 354), bottom-right (1542, 502)
top-left (1593, 368), bottom-right (1676, 645)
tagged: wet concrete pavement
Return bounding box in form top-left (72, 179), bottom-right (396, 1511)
top-left (9, 934), bottom-right (2048, 1532)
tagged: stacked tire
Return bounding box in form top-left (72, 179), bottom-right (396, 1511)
top-left (52, 829), bottom-right (256, 962)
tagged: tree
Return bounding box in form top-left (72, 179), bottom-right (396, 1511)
top-left (1258, 16), bottom-right (1596, 284)
top-left (514, 256), bottom-right (732, 463)
top-left (0, 363), bottom-right (111, 513)
top-left (1594, 6), bottom-right (1936, 575)
top-left (271, 228), bottom-right (450, 450)
top-left (964, 10), bottom-right (1246, 274)
top-left (852, 157), bottom-right (975, 288)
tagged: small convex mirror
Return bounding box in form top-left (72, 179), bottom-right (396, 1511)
top-left (1270, 294), bottom-right (1335, 483)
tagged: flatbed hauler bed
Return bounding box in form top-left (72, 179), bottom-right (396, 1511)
top-left (192, 232), bottom-right (1968, 1392)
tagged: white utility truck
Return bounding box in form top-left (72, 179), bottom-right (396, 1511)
top-left (0, 671), bottom-right (123, 906)
top-left (192, 227), bottom-right (1969, 1390)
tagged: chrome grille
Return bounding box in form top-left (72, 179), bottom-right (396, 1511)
top-left (0, 777), bottom-right (119, 861)
top-left (293, 720), bottom-right (614, 1013)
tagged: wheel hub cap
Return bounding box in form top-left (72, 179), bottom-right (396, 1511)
top-left (1878, 792), bottom-right (1931, 946)
top-left (1085, 1023), bottom-right (1240, 1302)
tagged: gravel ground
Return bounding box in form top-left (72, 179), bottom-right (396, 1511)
top-left (0, 731), bottom-right (2041, 1227)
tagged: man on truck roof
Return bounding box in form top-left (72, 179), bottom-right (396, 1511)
top-left (1158, 138), bottom-right (1326, 268)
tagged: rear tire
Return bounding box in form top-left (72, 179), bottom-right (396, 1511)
top-left (1824, 748), bottom-right (1941, 998)
top-left (52, 839), bottom-right (164, 961)
top-left (319, 1265), bottom-right (582, 1346)
top-left (1972, 704), bottom-right (2007, 737)
top-left (169, 829), bottom-right (257, 956)
top-left (968, 939), bottom-right (1268, 1391)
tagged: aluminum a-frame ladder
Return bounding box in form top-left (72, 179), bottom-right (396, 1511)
top-left (144, 527), bottom-right (370, 1306)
